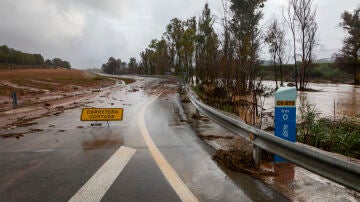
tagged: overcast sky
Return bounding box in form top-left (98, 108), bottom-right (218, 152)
top-left (0, 0), bottom-right (359, 69)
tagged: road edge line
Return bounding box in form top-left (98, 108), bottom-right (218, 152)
top-left (138, 89), bottom-right (199, 202)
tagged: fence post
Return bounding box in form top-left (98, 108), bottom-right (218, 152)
top-left (12, 92), bottom-right (18, 108)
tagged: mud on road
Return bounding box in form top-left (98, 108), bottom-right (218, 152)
top-left (0, 74), bottom-right (132, 137)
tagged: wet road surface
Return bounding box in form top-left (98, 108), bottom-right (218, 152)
top-left (0, 77), bottom-right (287, 201)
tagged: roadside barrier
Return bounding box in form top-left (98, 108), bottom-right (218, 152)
top-left (185, 86), bottom-right (360, 192)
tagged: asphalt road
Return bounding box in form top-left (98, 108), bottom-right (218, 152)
top-left (0, 77), bottom-right (288, 202)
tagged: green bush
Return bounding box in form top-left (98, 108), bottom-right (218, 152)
top-left (297, 100), bottom-right (360, 159)
top-left (309, 63), bottom-right (341, 80)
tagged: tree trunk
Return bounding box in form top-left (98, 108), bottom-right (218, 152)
top-left (354, 66), bottom-right (360, 85)
top-left (279, 60), bottom-right (284, 86)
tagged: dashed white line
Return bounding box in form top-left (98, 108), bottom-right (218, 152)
top-left (68, 146), bottom-right (136, 202)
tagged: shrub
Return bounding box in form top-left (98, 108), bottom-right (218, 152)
top-left (297, 100), bottom-right (360, 159)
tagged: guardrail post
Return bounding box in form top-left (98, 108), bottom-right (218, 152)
top-left (253, 145), bottom-right (261, 169)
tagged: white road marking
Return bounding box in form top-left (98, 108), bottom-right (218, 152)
top-left (68, 146), bottom-right (136, 202)
top-left (138, 89), bottom-right (199, 202)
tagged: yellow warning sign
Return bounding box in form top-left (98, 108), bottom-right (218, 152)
top-left (81, 108), bottom-right (123, 121)
top-left (276, 100), bottom-right (295, 106)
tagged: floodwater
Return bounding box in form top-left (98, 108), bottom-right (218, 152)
top-left (262, 81), bottom-right (360, 118)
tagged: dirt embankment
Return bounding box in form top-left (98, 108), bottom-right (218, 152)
top-left (0, 68), bottom-right (131, 131)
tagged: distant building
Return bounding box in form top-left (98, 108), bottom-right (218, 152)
top-left (313, 58), bottom-right (335, 64)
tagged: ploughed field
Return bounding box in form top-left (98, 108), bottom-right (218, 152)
top-left (0, 68), bottom-right (114, 112)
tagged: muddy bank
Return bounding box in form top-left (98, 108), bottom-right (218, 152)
top-left (0, 93), bottom-right (95, 132)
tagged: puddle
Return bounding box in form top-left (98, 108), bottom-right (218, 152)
top-left (90, 126), bottom-right (112, 136)
top-left (82, 138), bottom-right (122, 150)
top-left (257, 162), bottom-right (360, 201)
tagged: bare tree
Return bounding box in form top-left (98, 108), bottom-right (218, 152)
top-left (265, 16), bottom-right (288, 89)
top-left (220, 0), bottom-right (237, 104)
top-left (275, 22), bottom-right (287, 87)
top-left (291, 0), bottom-right (318, 90)
top-left (283, 0), bottom-right (299, 89)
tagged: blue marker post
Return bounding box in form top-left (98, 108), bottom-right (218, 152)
top-left (274, 87), bottom-right (297, 162)
top-left (12, 92), bottom-right (18, 108)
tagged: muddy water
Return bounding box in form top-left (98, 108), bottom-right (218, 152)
top-left (262, 81), bottom-right (360, 117)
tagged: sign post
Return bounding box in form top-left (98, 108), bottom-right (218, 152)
top-left (274, 87), bottom-right (297, 162)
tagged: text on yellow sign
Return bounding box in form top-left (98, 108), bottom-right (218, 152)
top-left (80, 108), bottom-right (123, 121)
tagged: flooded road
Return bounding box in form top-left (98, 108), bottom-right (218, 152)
top-left (0, 76), bottom-right (287, 201)
top-left (261, 81), bottom-right (360, 117)
top-left (1, 76), bottom-right (358, 201)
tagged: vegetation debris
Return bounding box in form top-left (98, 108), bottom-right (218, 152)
top-left (0, 128), bottom-right (43, 139)
top-left (213, 149), bottom-right (256, 173)
top-left (198, 134), bottom-right (234, 140)
top-left (0, 133), bottom-right (24, 139)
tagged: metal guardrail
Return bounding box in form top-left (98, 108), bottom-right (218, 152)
top-left (185, 87), bottom-right (360, 192)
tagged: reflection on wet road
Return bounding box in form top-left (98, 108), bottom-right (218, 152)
top-left (0, 77), bottom-right (288, 201)
top-left (138, 89), bottom-right (198, 202)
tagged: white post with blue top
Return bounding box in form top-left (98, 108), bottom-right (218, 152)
top-left (274, 87), bottom-right (297, 162)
